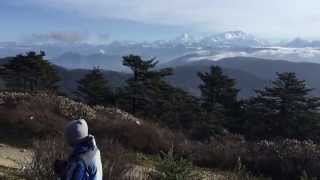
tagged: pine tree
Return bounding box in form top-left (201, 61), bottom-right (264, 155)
top-left (246, 72), bottom-right (320, 139)
top-left (118, 55), bottom-right (204, 134)
top-left (1, 51), bottom-right (60, 92)
top-left (120, 55), bottom-right (172, 115)
top-left (152, 83), bottom-right (202, 130)
top-left (197, 66), bottom-right (239, 138)
top-left (198, 66), bottom-right (239, 112)
top-left (151, 147), bottom-right (200, 180)
top-left (76, 67), bottom-right (113, 105)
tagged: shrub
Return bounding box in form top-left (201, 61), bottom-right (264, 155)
top-left (99, 139), bottom-right (135, 180)
top-left (0, 91), bottom-right (186, 154)
top-left (92, 109), bottom-right (183, 154)
top-left (189, 137), bottom-right (320, 180)
top-left (22, 138), bottom-right (67, 180)
top-left (0, 91), bottom-right (96, 121)
top-left (6, 92), bottom-right (320, 180)
top-left (0, 93), bottom-right (67, 137)
top-left (244, 139), bottom-right (320, 179)
top-left (190, 135), bottom-right (246, 170)
top-left (150, 147), bottom-right (201, 180)
top-left (221, 170), bottom-right (268, 180)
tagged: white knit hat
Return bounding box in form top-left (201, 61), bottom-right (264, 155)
top-left (65, 119), bottom-right (89, 146)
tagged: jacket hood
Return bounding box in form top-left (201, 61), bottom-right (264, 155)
top-left (72, 135), bottom-right (97, 155)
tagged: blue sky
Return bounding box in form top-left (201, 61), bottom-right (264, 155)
top-left (0, 1), bottom-right (191, 43)
top-left (1, 0), bottom-right (320, 43)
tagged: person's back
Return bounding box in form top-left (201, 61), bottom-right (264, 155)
top-left (63, 119), bottom-right (103, 180)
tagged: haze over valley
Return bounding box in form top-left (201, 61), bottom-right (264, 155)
top-left (4, 30), bottom-right (320, 98)
top-left (3, 31), bottom-right (320, 71)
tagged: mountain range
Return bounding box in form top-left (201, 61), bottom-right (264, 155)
top-left (2, 31), bottom-right (320, 97)
top-left (168, 57), bottom-right (320, 97)
top-left (45, 57), bottom-right (320, 98)
top-left (2, 31), bottom-right (320, 69)
top-left (172, 31), bottom-right (267, 47)
top-left (285, 38), bottom-right (320, 48)
top-left (2, 56), bottom-right (320, 98)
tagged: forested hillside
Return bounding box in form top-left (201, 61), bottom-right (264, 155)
top-left (2, 52), bottom-right (320, 179)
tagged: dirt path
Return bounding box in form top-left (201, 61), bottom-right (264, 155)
top-left (0, 143), bottom-right (32, 169)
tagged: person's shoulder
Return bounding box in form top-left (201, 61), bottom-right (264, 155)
top-left (65, 158), bottom-right (86, 178)
top-left (68, 157), bottom-right (86, 168)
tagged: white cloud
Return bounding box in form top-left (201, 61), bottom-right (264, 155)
top-left (99, 49), bottom-right (105, 54)
top-left (190, 47), bottom-right (320, 63)
top-left (19, 0), bottom-right (320, 39)
top-left (25, 32), bottom-right (110, 44)
top-left (30, 32), bottom-right (88, 43)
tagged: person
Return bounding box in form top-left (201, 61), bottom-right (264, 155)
top-left (56, 119), bottom-right (103, 180)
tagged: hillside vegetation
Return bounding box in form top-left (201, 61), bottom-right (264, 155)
top-left (0, 92), bottom-right (319, 180)
top-left (1, 52), bottom-right (320, 179)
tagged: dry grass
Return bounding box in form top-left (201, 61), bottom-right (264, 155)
top-left (21, 138), bottom-right (67, 180)
top-left (1, 92), bottom-right (320, 179)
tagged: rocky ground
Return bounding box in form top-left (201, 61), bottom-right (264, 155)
top-left (0, 143), bottom-right (31, 169)
top-left (0, 143), bottom-right (32, 179)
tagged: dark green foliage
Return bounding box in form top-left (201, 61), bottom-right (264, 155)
top-left (119, 55), bottom-right (172, 116)
top-left (1, 51), bottom-right (60, 92)
top-left (119, 55), bottom-right (165, 114)
top-left (118, 55), bottom-right (203, 131)
top-left (196, 66), bottom-right (240, 138)
top-left (151, 147), bottom-right (201, 180)
top-left (244, 72), bottom-right (320, 139)
top-left (75, 68), bottom-right (113, 105)
top-left (198, 66), bottom-right (239, 112)
top-left (118, 56), bottom-right (238, 139)
top-left (150, 84), bottom-right (202, 130)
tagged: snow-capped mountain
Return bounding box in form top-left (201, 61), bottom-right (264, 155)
top-left (0, 31), bottom-right (267, 58)
top-left (168, 31), bottom-right (267, 48)
top-left (165, 47), bottom-right (320, 67)
top-left (199, 31), bottom-right (267, 47)
top-left (285, 38), bottom-right (312, 48)
top-left (172, 33), bottom-right (196, 45)
top-left (285, 38), bottom-right (320, 48)
top-left (5, 31), bottom-right (320, 70)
